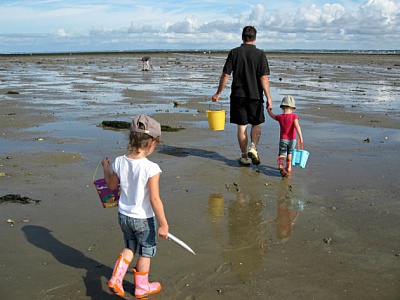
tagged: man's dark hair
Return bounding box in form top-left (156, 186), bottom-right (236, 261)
top-left (242, 26), bottom-right (257, 42)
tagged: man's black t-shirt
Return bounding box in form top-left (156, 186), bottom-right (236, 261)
top-left (223, 44), bottom-right (270, 100)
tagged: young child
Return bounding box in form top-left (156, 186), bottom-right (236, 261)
top-left (102, 114), bottom-right (169, 298)
top-left (267, 95), bottom-right (303, 177)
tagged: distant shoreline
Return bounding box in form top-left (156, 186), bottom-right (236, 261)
top-left (1, 49), bottom-right (399, 57)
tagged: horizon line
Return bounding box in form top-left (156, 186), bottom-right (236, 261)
top-left (1, 49), bottom-right (400, 56)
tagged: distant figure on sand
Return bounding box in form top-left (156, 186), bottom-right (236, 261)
top-left (267, 95), bottom-right (303, 177)
top-left (140, 56), bottom-right (151, 71)
top-left (212, 26), bottom-right (273, 166)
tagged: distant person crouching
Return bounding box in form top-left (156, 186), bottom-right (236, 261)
top-left (140, 56), bottom-right (151, 71)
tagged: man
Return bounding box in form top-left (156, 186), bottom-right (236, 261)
top-left (212, 26), bottom-right (273, 166)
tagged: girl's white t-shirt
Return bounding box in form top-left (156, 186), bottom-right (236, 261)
top-left (112, 155), bottom-right (162, 218)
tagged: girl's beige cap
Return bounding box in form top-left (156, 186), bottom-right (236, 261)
top-left (130, 114), bottom-right (161, 138)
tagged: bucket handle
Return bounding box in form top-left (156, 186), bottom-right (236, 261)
top-left (297, 141), bottom-right (305, 150)
top-left (208, 103), bottom-right (224, 111)
top-left (92, 161), bottom-right (102, 184)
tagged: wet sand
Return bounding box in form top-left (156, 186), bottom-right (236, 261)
top-left (0, 52), bottom-right (399, 299)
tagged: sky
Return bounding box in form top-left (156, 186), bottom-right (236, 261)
top-left (0, 0), bottom-right (399, 53)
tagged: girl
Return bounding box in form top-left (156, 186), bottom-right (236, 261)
top-left (267, 95), bottom-right (303, 177)
top-left (102, 114), bottom-right (169, 298)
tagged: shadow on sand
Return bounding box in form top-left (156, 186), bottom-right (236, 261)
top-left (21, 225), bottom-right (129, 299)
top-left (159, 144), bottom-right (279, 177)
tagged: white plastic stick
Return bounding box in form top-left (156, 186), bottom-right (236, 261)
top-left (168, 233), bottom-right (196, 255)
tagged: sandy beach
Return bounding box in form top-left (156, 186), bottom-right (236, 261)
top-left (0, 52), bottom-right (399, 299)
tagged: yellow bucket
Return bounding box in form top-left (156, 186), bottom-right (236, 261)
top-left (206, 104), bottom-right (225, 131)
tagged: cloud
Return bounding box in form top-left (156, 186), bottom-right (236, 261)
top-left (254, 0), bottom-right (400, 48)
top-left (249, 4), bottom-right (266, 23)
top-left (166, 18), bottom-right (199, 33)
top-left (0, 0), bottom-right (399, 53)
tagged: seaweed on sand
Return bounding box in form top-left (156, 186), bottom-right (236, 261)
top-left (0, 194), bottom-right (41, 204)
top-left (101, 121), bottom-right (184, 132)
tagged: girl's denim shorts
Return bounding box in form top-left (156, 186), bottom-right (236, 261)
top-left (279, 139), bottom-right (296, 156)
top-left (118, 212), bottom-right (157, 258)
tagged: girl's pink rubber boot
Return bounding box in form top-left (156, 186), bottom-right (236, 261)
top-left (108, 253), bottom-right (130, 297)
top-left (278, 156), bottom-right (287, 176)
top-left (133, 268), bottom-right (162, 298)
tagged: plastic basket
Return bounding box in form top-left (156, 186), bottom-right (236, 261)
top-left (291, 142), bottom-right (310, 168)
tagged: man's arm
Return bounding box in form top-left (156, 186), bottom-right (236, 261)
top-left (260, 75), bottom-right (272, 109)
top-left (212, 73), bottom-right (230, 102)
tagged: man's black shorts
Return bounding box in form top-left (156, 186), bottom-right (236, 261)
top-left (230, 97), bottom-right (265, 125)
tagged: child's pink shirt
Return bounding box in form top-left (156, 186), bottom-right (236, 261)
top-left (275, 113), bottom-right (299, 139)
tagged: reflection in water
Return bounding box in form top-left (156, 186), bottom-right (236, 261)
top-left (225, 192), bottom-right (268, 280)
top-left (206, 167), bottom-right (307, 281)
top-left (276, 179), bottom-right (306, 242)
top-left (207, 193), bottom-right (225, 223)
top-left (207, 193), bottom-right (225, 254)
top-left (207, 192), bottom-right (268, 280)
